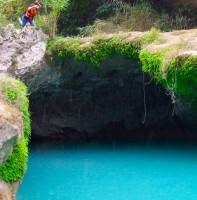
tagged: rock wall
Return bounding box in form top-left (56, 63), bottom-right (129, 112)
top-left (0, 74), bottom-right (30, 200)
top-left (29, 55), bottom-right (173, 137)
top-left (0, 99), bottom-right (23, 166)
top-left (0, 25), bottom-right (196, 139)
top-left (0, 99), bottom-right (22, 200)
top-left (0, 180), bottom-right (20, 200)
top-left (0, 24), bottom-right (47, 80)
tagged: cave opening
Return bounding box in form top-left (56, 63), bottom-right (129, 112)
top-left (28, 55), bottom-right (195, 143)
top-left (17, 55), bottom-right (197, 200)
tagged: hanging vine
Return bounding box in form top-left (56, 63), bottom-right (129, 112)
top-left (165, 66), bottom-right (178, 116)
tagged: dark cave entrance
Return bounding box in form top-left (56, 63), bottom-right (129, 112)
top-left (28, 55), bottom-right (195, 143)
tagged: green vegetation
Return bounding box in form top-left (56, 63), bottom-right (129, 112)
top-left (0, 12), bottom-right (10, 27)
top-left (47, 30), bottom-right (197, 100)
top-left (58, 0), bottom-right (103, 35)
top-left (1, 0), bottom-right (196, 36)
top-left (0, 74), bottom-right (31, 140)
top-left (0, 0), bottom-right (68, 37)
top-left (0, 0), bottom-right (31, 28)
top-left (58, 0), bottom-right (197, 36)
top-left (140, 50), bottom-right (197, 98)
top-left (0, 0), bottom-right (196, 183)
top-left (0, 137), bottom-right (28, 182)
top-left (0, 74), bottom-right (31, 182)
top-left (47, 28), bottom-right (162, 64)
top-left (139, 28), bottom-right (162, 45)
top-left (35, 0), bottom-right (68, 38)
top-left (47, 36), bottom-right (139, 66)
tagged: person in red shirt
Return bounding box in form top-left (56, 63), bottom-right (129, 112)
top-left (18, 1), bottom-right (41, 27)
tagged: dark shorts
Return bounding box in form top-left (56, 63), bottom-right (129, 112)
top-left (22, 15), bottom-right (35, 27)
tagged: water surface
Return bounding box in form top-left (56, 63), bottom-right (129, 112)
top-left (17, 140), bottom-right (197, 200)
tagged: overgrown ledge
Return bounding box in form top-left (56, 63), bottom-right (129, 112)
top-left (46, 28), bottom-right (196, 131)
top-left (0, 27), bottom-right (196, 140)
top-left (0, 74), bottom-right (31, 199)
top-left (47, 29), bottom-right (197, 97)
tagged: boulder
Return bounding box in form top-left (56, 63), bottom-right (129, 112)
top-left (0, 25), bottom-right (47, 80)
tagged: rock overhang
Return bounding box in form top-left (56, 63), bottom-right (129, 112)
top-left (0, 25), bottom-right (196, 137)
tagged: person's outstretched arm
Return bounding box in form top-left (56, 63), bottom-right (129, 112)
top-left (34, 1), bottom-right (41, 9)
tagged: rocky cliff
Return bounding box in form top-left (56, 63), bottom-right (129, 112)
top-left (25, 29), bottom-right (197, 137)
top-left (0, 25), bottom-right (196, 139)
top-left (0, 26), bottom-right (196, 198)
top-left (0, 24), bottom-right (47, 81)
top-left (29, 55), bottom-right (173, 137)
top-left (0, 74), bottom-right (30, 200)
top-left (0, 24), bottom-right (46, 199)
top-left (0, 90), bottom-right (22, 200)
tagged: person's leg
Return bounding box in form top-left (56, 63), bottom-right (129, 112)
top-left (29, 19), bottom-right (35, 26)
top-left (18, 15), bottom-right (28, 27)
top-left (17, 17), bottom-right (23, 26)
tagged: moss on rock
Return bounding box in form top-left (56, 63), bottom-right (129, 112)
top-left (46, 29), bottom-right (196, 130)
top-left (0, 74), bottom-right (31, 140)
top-left (0, 137), bottom-right (28, 182)
top-left (140, 50), bottom-right (197, 98)
top-left (0, 74), bottom-right (31, 182)
top-left (47, 29), bottom-right (197, 99)
top-left (47, 36), bottom-right (139, 66)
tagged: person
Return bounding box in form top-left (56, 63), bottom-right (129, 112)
top-left (18, 1), bottom-right (41, 28)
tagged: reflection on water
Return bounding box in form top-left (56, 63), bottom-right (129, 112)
top-left (17, 139), bottom-right (197, 200)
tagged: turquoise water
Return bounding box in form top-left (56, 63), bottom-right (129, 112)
top-left (17, 140), bottom-right (197, 200)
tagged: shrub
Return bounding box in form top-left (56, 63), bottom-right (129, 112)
top-left (35, 0), bottom-right (68, 38)
top-left (58, 0), bottom-right (104, 35)
top-left (77, 0), bottom-right (196, 36)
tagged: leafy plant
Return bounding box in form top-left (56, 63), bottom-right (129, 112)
top-left (96, 3), bottom-right (113, 18)
top-left (35, 0), bottom-right (68, 38)
top-left (139, 28), bottom-right (161, 45)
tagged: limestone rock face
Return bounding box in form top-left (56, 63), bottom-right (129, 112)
top-left (29, 56), bottom-right (173, 137)
top-left (0, 179), bottom-right (12, 200)
top-left (175, 96), bottom-right (197, 130)
top-left (0, 24), bottom-right (47, 81)
top-left (0, 179), bottom-right (20, 200)
top-left (0, 99), bottom-right (23, 166)
top-left (0, 25), bottom-right (195, 137)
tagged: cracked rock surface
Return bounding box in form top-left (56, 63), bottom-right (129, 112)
top-left (0, 24), bottom-right (47, 81)
top-left (0, 98), bottom-right (23, 166)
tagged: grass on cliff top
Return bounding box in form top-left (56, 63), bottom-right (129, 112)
top-left (47, 28), bottom-right (162, 65)
top-left (47, 28), bottom-right (197, 98)
top-left (0, 74), bottom-right (31, 182)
